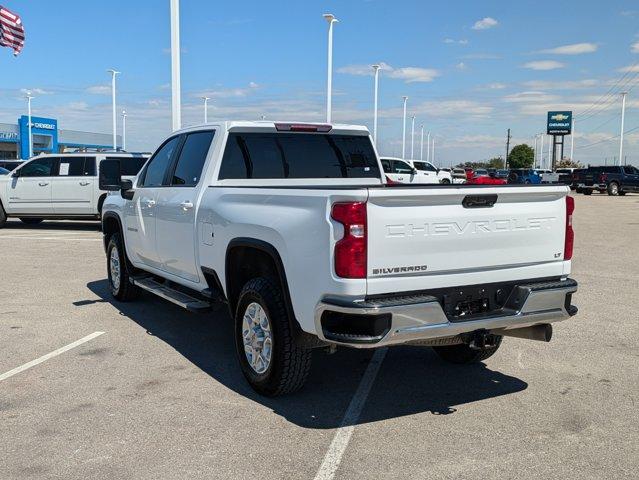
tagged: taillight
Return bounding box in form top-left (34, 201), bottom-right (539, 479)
top-left (564, 196), bottom-right (574, 260)
top-left (331, 202), bottom-right (367, 278)
top-left (599, 173), bottom-right (607, 183)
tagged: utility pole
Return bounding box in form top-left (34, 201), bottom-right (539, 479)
top-left (25, 91), bottom-right (34, 159)
top-left (419, 125), bottom-right (424, 161)
top-left (323, 13), bottom-right (338, 123)
top-left (505, 128), bottom-right (511, 169)
top-left (401, 96), bottom-right (408, 159)
top-left (410, 115), bottom-right (415, 160)
top-left (201, 96), bottom-right (210, 123)
top-left (618, 92), bottom-right (628, 166)
top-left (107, 69), bottom-right (120, 150)
top-left (121, 110), bottom-right (127, 151)
top-left (170, 0), bottom-right (182, 131)
top-left (371, 64), bottom-right (380, 146)
top-left (570, 118), bottom-right (575, 162)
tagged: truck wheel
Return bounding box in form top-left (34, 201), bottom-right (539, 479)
top-left (20, 218), bottom-right (43, 225)
top-left (234, 277), bottom-right (312, 396)
top-left (607, 182), bottom-right (619, 196)
top-left (0, 204), bottom-right (6, 229)
top-left (106, 232), bottom-right (138, 301)
top-left (433, 336), bottom-right (503, 364)
top-left (583, 190), bottom-right (592, 195)
top-left (441, 178), bottom-right (451, 184)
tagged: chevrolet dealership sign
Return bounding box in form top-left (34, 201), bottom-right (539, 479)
top-left (547, 111), bottom-right (572, 135)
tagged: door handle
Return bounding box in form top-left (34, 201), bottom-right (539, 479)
top-left (143, 199), bottom-right (156, 207)
top-left (38, 182), bottom-right (49, 186)
top-left (79, 181), bottom-right (91, 186)
top-left (180, 200), bottom-right (194, 211)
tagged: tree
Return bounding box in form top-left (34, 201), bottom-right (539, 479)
top-left (507, 144), bottom-right (534, 169)
top-left (487, 157), bottom-right (504, 169)
top-left (556, 158), bottom-right (582, 168)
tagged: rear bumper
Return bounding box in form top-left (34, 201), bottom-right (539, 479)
top-left (314, 278), bottom-right (578, 348)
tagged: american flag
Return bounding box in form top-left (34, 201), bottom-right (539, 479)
top-left (0, 5), bottom-right (25, 56)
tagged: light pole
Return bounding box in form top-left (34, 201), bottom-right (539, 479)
top-left (432, 137), bottom-right (436, 165)
top-left (426, 131), bottom-right (431, 163)
top-left (539, 134), bottom-right (544, 169)
top-left (121, 110), bottom-right (127, 151)
top-left (410, 115), bottom-right (415, 160)
top-left (201, 96), bottom-right (210, 123)
top-left (618, 92), bottom-right (628, 166)
top-left (323, 13), bottom-right (338, 123)
top-left (107, 69), bottom-right (120, 151)
top-left (170, 0), bottom-right (182, 131)
top-left (547, 135), bottom-right (551, 170)
top-left (401, 96), bottom-right (408, 159)
top-left (372, 64), bottom-right (380, 146)
top-left (420, 125), bottom-right (424, 161)
top-left (25, 90), bottom-right (34, 159)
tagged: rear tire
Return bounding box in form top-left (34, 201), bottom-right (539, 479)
top-left (20, 218), bottom-right (43, 225)
top-left (440, 178), bottom-right (451, 184)
top-left (106, 232), bottom-right (139, 302)
top-left (583, 190), bottom-right (592, 195)
top-left (0, 204), bottom-right (6, 229)
top-left (433, 336), bottom-right (503, 364)
top-left (607, 182), bottom-right (619, 196)
top-left (234, 277), bottom-right (311, 396)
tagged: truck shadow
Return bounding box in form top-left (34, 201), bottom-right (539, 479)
top-left (85, 279), bottom-right (528, 429)
top-left (3, 219), bottom-right (99, 231)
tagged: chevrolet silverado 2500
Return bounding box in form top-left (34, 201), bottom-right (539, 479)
top-left (99, 121), bottom-right (578, 396)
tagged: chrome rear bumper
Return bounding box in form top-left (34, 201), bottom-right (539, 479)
top-left (315, 279), bottom-right (578, 348)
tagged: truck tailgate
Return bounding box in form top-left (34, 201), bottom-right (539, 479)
top-left (366, 186), bottom-right (569, 295)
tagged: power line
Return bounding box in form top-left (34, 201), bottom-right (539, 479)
top-left (576, 67), bottom-right (639, 122)
top-left (574, 125), bottom-right (639, 150)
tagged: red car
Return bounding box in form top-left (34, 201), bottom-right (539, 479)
top-left (466, 174), bottom-right (507, 185)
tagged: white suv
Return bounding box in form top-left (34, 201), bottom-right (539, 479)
top-left (410, 160), bottom-right (453, 184)
top-left (0, 152), bottom-right (148, 227)
top-left (380, 157), bottom-right (439, 184)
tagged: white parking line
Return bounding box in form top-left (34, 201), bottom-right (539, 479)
top-left (0, 235), bottom-right (101, 242)
top-left (314, 348), bottom-right (388, 480)
top-left (0, 331), bottom-right (105, 382)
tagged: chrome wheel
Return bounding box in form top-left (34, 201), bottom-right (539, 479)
top-left (242, 302), bottom-right (273, 374)
top-left (109, 245), bottom-right (121, 291)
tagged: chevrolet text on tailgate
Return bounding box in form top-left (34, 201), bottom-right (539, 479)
top-left (99, 121), bottom-right (578, 396)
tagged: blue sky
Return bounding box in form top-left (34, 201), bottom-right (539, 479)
top-left (1, 0), bottom-right (639, 165)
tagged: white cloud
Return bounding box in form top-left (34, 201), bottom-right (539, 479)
top-left (388, 67), bottom-right (440, 83)
top-left (523, 79), bottom-right (599, 90)
top-left (522, 60), bottom-right (565, 70)
top-left (618, 64), bottom-right (639, 72)
top-left (456, 62), bottom-right (467, 70)
top-left (485, 82), bottom-right (507, 89)
top-left (195, 82), bottom-right (260, 99)
top-left (503, 91), bottom-right (559, 104)
top-left (86, 85), bottom-right (111, 95)
top-left (538, 43), bottom-right (598, 55)
top-left (443, 38), bottom-right (468, 45)
top-left (20, 88), bottom-right (52, 95)
top-left (632, 41), bottom-right (639, 53)
top-left (336, 62), bottom-right (392, 76)
top-left (338, 63), bottom-right (438, 83)
top-left (472, 17), bottom-right (498, 30)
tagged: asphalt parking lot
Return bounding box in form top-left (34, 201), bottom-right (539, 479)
top-left (0, 193), bottom-right (638, 480)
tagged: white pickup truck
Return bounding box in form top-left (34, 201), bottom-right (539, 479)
top-left (0, 152), bottom-right (147, 227)
top-left (99, 121), bottom-right (578, 396)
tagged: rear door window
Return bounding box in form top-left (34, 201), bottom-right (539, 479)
top-left (58, 157), bottom-right (95, 176)
top-left (170, 131), bottom-right (215, 186)
top-left (218, 133), bottom-right (380, 179)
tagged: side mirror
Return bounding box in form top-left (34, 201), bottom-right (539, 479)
top-left (412, 168), bottom-right (418, 175)
top-left (99, 159), bottom-right (122, 191)
top-left (11, 169), bottom-right (20, 178)
top-left (120, 179), bottom-right (134, 200)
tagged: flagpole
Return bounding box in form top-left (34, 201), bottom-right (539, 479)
top-left (25, 91), bottom-right (34, 158)
top-left (170, 0), bottom-right (182, 130)
top-left (107, 69), bottom-right (120, 151)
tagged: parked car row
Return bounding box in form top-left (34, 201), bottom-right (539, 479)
top-left (0, 152), bottom-right (148, 227)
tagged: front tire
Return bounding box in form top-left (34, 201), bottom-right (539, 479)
top-left (0, 204), bottom-right (6, 229)
top-left (607, 182), bottom-right (619, 196)
top-left (440, 178), bottom-right (451, 184)
top-left (106, 233), bottom-right (138, 301)
top-left (433, 336), bottom-right (503, 364)
top-left (583, 189), bottom-right (592, 195)
top-left (234, 277), bottom-right (311, 396)
top-left (20, 218), bottom-right (43, 225)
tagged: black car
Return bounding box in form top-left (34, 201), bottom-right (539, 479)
top-left (575, 165), bottom-right (639, 196)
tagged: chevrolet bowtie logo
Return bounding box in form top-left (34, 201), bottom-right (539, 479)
top-left (550, 113), bottom-right (570, 121)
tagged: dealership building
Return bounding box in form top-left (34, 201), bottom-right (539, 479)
top-left (0, 115), bottom-right (121, 160)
